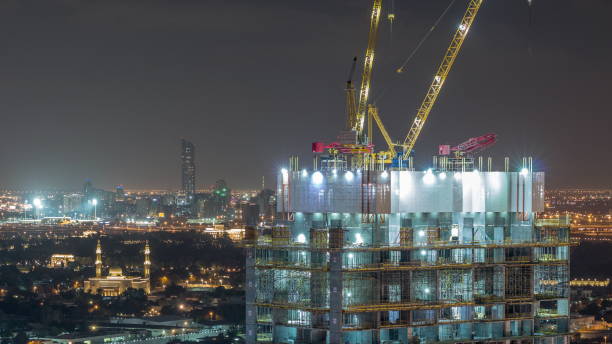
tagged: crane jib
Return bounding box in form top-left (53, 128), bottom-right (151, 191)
top-left (402, 0), bottom-right (484, 160)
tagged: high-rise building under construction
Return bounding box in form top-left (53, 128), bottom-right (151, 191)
top-left (244, 157), bottom-right (572, 343)
top-left (244, 1), bottom-right (571, 342)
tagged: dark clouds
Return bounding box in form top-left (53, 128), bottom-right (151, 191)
top-left (0, 0), bottom-right (610, 190)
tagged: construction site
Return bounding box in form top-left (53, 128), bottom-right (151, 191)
top-left (244, 0), bottom-right (572, 343)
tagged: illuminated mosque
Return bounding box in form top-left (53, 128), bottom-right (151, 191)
top-left (84, 239), bottom-right (151, 296)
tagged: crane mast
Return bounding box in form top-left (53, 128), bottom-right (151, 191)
top-left (353, 0), bottom-right (383, 140)
top-left (345, 57), bottom-right (358, 130)
top-left (402, 0), bottom-right (483, 159)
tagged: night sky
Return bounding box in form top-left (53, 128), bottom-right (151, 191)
top-left (0, 0), bottom-right (610, 191)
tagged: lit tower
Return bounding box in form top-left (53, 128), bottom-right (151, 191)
top-left (143, 241), bottom-right (151, 279)
top-left (95, 239), bottom-right (102, 278)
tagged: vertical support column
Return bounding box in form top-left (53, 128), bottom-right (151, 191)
top-left (435, 269), bottom-right (440, 322)
top-left (245, 247), bottom-right (257, 344)
top-left (329, 250), bottom-right (343, 344)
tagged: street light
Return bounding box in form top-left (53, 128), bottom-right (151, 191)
top-left (91, 199), bottom-right (98, 219)
top-left (23, 200), bottom-right (29, 220)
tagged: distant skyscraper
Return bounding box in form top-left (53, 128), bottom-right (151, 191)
top-left (181, 139), bottom-right (196, 200)
top-left (83, 179), bottom-right (93, 197)
top-left (115, 185), bottom-right (125, 198)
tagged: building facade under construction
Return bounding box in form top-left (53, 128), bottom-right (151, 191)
top-left (244, 157), bottom-right (571, 343)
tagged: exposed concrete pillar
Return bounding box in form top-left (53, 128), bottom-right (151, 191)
top-left (329, 250), bottom-right (343, 344)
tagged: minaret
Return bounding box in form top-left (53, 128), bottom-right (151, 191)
top-left (95, 239), bottom-right (102, 278)
top-left (143, 240), bottom-right (151, 279)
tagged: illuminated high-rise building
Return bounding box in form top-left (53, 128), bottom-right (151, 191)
top-left (245, 157), bottom-right (572, 343)
top-left (181, 139), bottom-right (196, 201)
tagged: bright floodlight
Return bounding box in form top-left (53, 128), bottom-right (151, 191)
top-left (312, 171), bottom-right (324, 185)
top-left (439, 172), bottom-right (447, 180)
top-left (354, 233), bottom-right (364, 245)
top-left (296, 233), bottom-right (306, 244)
top-left (33, 198), bottom-right (42, 209)
top-left (418, 230), bottom-right (425, 237)
top-left (92, 199), bottom-right (98, 206)
top-left (344, 171), bottom-right (354, 181)
top-left (281, 168), bottom-right (289, 184)
top-left (381, 170), bottom-right (388, 179)
top-left (520, 168), bottom-right (529, 176)
top-left (423, 169), bottom-right (435, 185)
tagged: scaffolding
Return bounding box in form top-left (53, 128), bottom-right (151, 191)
top-left (245, 168), bottom-right (572, 344)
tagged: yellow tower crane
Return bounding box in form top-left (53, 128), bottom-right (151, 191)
top-left (401, 0), bottom-right (484, 160)
top-left (368, 105), bottom-right (397, 161)
top-left (345, 57), bottom-right (358, 130)
top-left (346, 0), bottom-right (483, 165)
top-left (352, 0), bottom-right (383, 141)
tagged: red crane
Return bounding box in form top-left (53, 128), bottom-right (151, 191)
top-left (439, 133), bottom-right (497, 157)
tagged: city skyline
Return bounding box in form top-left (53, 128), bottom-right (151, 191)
top-left (0, 1), bottom-right (610, 343)
top-left (1, 1), bottom-right (610, 190)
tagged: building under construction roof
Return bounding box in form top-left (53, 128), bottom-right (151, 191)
top-left (244, 157), bottom-right (572, 343)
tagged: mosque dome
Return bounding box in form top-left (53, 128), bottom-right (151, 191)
top-left (108, 267), bottom-right (123, 277)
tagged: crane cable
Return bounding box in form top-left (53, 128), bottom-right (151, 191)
top-left (396, 0), bottom-right (457, 74)
top-left (372, 0), bottom-right (457, 105)
top-left (388, 0), bottom-right (396, 46)
top-left (527, 0), bottom-right (534, 56)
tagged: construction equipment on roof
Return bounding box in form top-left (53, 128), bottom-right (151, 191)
top-left (439, 133), bottom-right (497, 157)
top-left (366, 0), bottom-right (484, 165)
top-left (314, 0), bottom-right (485, 170)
